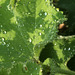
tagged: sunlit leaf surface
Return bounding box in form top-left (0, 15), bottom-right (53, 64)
top-left (0, 0), bottom-right (66, 69)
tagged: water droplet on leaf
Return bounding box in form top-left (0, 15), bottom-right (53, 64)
top-left (40, 25), bottom-right (42, 27)
top-left (2, 38), bottom-right (5, 42)
top-left (0, 25), bottom-right (3, 27)
top-left (3, 31), bottom-right (7, 34)
top-left (68, 47), bottom-right (70, 50)
top-left (2, 42), bottom-right (6, 45)
top-left (54, 43), bottom-right (56, 45)
top-left (31, 73), bottom-right (32, 75)
top-left (35, 67), bottom-right (37, 70)
top-left (29, 38), bottom-right (32, 42)
top-left (64, 48), bottom-right (66, 50)
top-left (44, 12), bottom-right (47, 16)
top-left (6, 44), bottom-right (10, 47)
top-left (39, 33), bottom-right (41, 35)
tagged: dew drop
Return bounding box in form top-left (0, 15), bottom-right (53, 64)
top-left (68, 47), bottom-right (70, 51)
top-left (44, 12), bottom-right (47, 16)
top-left (73, 49), bottom-right (75, 52)
top-left (39, 13), bottom-right (42, 16)
top-left (35, 67), bottom-right (37, 70)
top-left (11, 47), bottom-right (14, 49)
top-left (31, 73), bottom-right (32, 75)
top-left (37, 72), bottom-right (39, 75)
top-left (54, 20), bottom-right (56, 22)
top-left (3, 31), bottom-right (7, 34)
top-left (20, 48), bottom-right (23, 51)
top-left (29, 38), bottom-right (32, 42)
top-left (64, 48), bottom-right (66, 50)
top-left (49, 26), bottom-right (50, 28)
top-left (6, 44), bottom-right (9, 47)
top-left (12, 61), bottom-right (15, 64)
top-left (34, 26), bottom-right (36, 28)
top-left (39, 33), bottom-right (41, 35)
top-left (42, 30), bottom-right (44, 32)
top-left (2, 42), bottom-right (6, 45)
top-left (2, 38), bottom-right (5, 42)
top-left (28, 12), bottom-right (30, 15)
top-left (16, 21), bottom-right (18, 24)
top-left (54, 43), bottom-right (56, 45)
top-left (0, 25), bottom-right (3, 27)
top-left (40, 25), bottom-right (42, 27)
top-left (22, 24), bottom-right (24, 26)
top-left (56, 8), bottom-right (59, 12)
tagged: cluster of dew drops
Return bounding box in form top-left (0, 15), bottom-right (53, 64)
top-left (54, 42), bottom-right (75, 57)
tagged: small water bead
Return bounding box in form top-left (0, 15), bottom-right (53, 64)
top-left (12, 61), bottom-right (15, 64)
top-left (73, 49), bottom-right (75, 52)
top-left (40, 25), bottom-right (42, 27)
top-left (16, 21), bottom-right (18, 24)
top-left (54, 43), bottom-right (56, 45)
top-left (29, 38), bottom-right (32, 42)
top-left (28, 12), bottom-right (30, 15)
top-left (2, 42), bottom-right (6, 45)
top-left (37, 72), bottom-right (39, 75)
top-left (31, 73), bottom-right (32, 75)
top-left (8, 54), bottom-right (11, 57)
top-left (64, 48), bottom-right (66, 50)
top-left (11, 47), bottom-right (14, 49)
top-left (68, 47), bottom-right (71, 51)
top-left (0, 25), bottom-right (3, 27)
top-left (2, 38), bottom-right (5, 42)
top-left (39, 33), bottom-right (41, 35)
top-left (22, 24), bottom-right (24, 26)
top-left (19, 45), bottom-right (22, 48)
top-left (42, 30), bottom-right (44, 32)
top-left (23, 4), bottom-right (25, 6)
top-left (54, 20), bottom-right (56, 22)
top-left (44, 12), bottom-right (47, 16)
top-left (6, 44), bottom-right (10, 47)
top-left (57, 20), bottom-right (60, 23)
top-left (20, 48), bottom-right (23, 51)
top-left (49, 26), bottom-right (50, 29)
top-left (39, 13), bottom-right (42, 16)
top-left (56, 8), bottom-right (59, 12)
top-left (71, 52), bottom-right (73, 55)
top-left (3, 31), bottom-right (7, 34)
top-left (35, 67), bottom-right (37, 70)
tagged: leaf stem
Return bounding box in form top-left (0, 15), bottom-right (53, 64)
top-left (54, 67), bottom-right (75, 75)
top-left (57, 35), bottom-right (75, 39)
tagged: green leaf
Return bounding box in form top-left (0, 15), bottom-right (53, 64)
top-left (0, 0), bottom-right (66, 69)
top-left (0, 68), bottom-right (8, 75)
top-left (40, 37), bottom-right (75, 74)
top-left (9, 61), bottom-right (40, 75)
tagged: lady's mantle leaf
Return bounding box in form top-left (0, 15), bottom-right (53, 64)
top-left (0, 0), bottom-right (66, 68)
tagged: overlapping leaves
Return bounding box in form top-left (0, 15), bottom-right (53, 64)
top-left (0, 0), bottom-right (66, 69)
